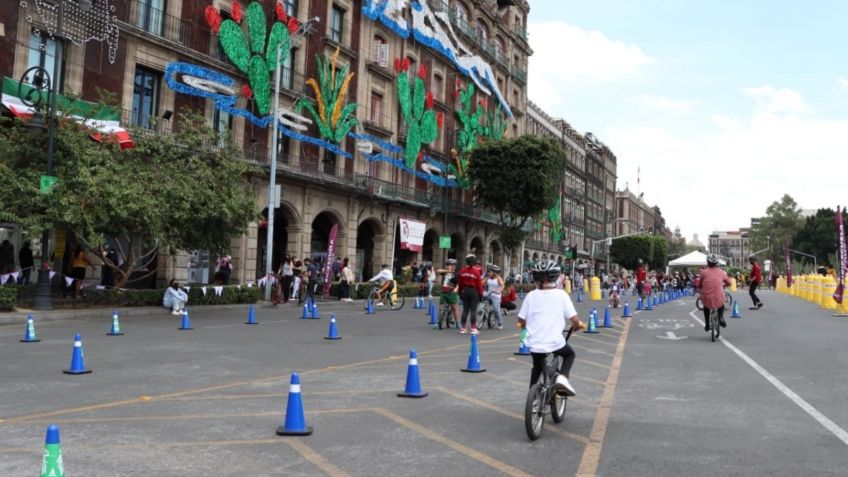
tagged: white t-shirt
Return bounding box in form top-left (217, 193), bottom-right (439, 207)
top-left (518, 288), bottom-right (578, 353)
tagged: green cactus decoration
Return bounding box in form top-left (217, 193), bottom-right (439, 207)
top-left (482, 104), bottom-right (508, 141)
top-left (295, 48), bottom-right (359, 144)
top-left (208, 1), bottom-right (291, 116)
top-left (548, 196), bottom-right (563, 242)
top-left (396, 60), bottom-right (440, 169)
top-left (455, 81), bottom-right (485, 154)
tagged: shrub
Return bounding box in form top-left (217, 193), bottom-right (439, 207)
top-left (0, 286), bottom-right (15, 311)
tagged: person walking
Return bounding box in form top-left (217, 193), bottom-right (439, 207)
top-left (70, 245), bottom-right (92, 299)
top-left (426, 265), bottom-right (436, 298)
top-left (279, 256), bottom-right (293, 304)
top-left (292, 260), bottom-right (303, 304)
top-left (339, 257), bottom-right (354, 302)
top-left (218, 255), bottom-right (233, 285)
top-left (748, 255), bottom-right (763, 310)
top-left (18, 242), bottom-right (34, 285)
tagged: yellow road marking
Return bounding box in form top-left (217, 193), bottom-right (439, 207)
top-left (435, 386), bottom-right (591, 445)
top-left (138, 396), bottom-right (151, 401)
top-left (569, 344), bottom-right (615, 358)
top-left (577, 358), bottom-right (611, 370)
top-left (156, 389), bottom-right (396, 402)
top-left (373, 407), bottom-right (535, 477)
top-left (576, 313), bottom-right (633, 477)
top-left (283, 438), bottom-right (352, 477)
top-left (0, 438), bottom-right (286, 454)
top-left (573, 335), bottom-right (618, 347)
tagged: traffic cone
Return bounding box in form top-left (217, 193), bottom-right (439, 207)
top-left (603, 307), bottom-right (613, 328)
top-left (622, 301), bottom-right (632, 318)
top-left (107, 309), bottom-right (124, 336)
top-left (514, 339), bottom-right (531, 356)
top-left (21, 314), bottom-right (40, 343)
top-left (647, 297), bottom-right (654, 311)
top-left (63, 333), bottom-right (91, 375)
top-left (461, 334), bottom-right (486, 373)
top-left (178, 309), bottom-right (193, 330)
top-left (366, 299), bottom-right (375, 314)
top-left (245, 304), bottom-right (258, 325)
top-left (325, 314), bottom-right (341, 340)
top-left (584, 310), bottom-right (599, 333)
top-left (519, 290), bottom-right (525, 300)
top-left (276, 372), bottom-right (313, 436)
top-left (311, 300), bottom-right (320, 319)
top-left (428, 303), bottom-right (438, 326)
top-left (41, 424), bottom-right (65, 477)
top-left (637, 297), bottom-right (643, 310)
top-left (302, 301), bottom-right (311, 319)
top-left (424, 299), bottom-right (431, 315)
top-left (398, 349), bottom-right (428, 398)
top-left (731, 301), bottom-right (741, 318)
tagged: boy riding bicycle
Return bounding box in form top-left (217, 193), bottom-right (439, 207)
top-left (368, 264), bottom-right (395, 305)
top-left (435, 259), bottom-right (460, 323)
top-left (518, 260), bottom-right (585, 396)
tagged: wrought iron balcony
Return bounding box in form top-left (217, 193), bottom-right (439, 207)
top-left (122, 1), bottom-right (191, 46)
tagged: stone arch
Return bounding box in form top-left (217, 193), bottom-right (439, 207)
top-left (257, 200), bottom-right (303, 275)
top-left (449, 232), bottom-right (465, 261)
top-left (356, 217), bottom-right (387, 282)
top-left (309, 210), bottom-right (347, 271)
top-left (489, 239), bottom-right (503, 268)
top-left (422, 228), bottom-right (441, 264)
top-left (469, 235), bottom-right (485, 264)
top-left (532, 252), bottom-right (539, 262)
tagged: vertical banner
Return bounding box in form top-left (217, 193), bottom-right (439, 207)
top-left (322, 224), bottom-right (339, 298)
top-left (834, 206), bottom-right (846, 304)
top-left (785, 247), bottom-right (793, 288)
top-left (398, 217), bottom-right (426, 252)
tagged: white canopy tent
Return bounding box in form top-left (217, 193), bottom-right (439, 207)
top-left (668, 251), bottom-right (726, 267)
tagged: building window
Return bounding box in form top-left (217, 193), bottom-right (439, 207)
top-left (330, 5), bottom-right (344, 43)
top-left (212, 107), bottom-right (232, 147)
top-left (372, 35), bottom-right (388, 67)
top-left (433, 74), bottom-right (444, 101)
top-left (277, 130), bottom-right (291, 164)
top-left (370, 92), bottom-right (383, 125)
top-left (131, 66), bottom-right (160, 129)
top-left (455, 2), bottom-right (469, 22)
top-left (323, 151), bottom-right (336, 175)
top-left (476, 20), bottom-right (488, 43)
top-left (282, 47), bottom-right (296, 89)
top-left (27, 31), bottom-right (64, 92)
top-left (284, 0), bottom-right (298, 16)
top-left (494, 36), bottom-right (506, 57)
top-left (137, 0), bottom-right (166, 36)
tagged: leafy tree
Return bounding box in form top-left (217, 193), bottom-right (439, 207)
top-left (468, 135), bottom-right (566, 249)
top-left (0, 108), bottom-right (257, 288)
top-left (749, 194), bottom-right (803, 252)
top-left (610, 235), bottom-right (668, 270)
top-left (791, 208), bottom-right (845, 263)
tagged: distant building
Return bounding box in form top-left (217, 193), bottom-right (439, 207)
top-left (708, 229), bottom-right (751, 267)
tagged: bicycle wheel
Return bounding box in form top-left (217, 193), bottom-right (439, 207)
top-left (438, 305), bottom-right (446, 330)
top-left (388, 293), bottom-right (405, 311)
top-left (486, 309), bottom-right (495, 329)
top-left (710, 312), bottom-right (718, 342)
top-left (524, 383), bottom-right (545, 441)
top-left (550, 392), bottom-right (567, 424)
top-left (724, 291), bottom-right (733, 307)
top-left (365, 289), bottom-right (377, 310)
top-left (695, 297), bottom-right (704, 311)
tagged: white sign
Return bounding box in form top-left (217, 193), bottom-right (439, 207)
top-left (399, 217), bottom-right (426, 252)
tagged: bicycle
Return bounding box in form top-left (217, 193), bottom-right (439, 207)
top-left (707, 307), bottom-right (721, 342)
top-left (608, 292), bottom-right (621, 309)
top-left (438, 300), bottom-right (458, 329)
top-left (365, 282), bottom-right (406, 310)
top-left (524, 328), bottom-right (574, 441)
top-left (477, 295), bottom-right (496, 329)
top-left (695, 289), bottom-right (732, 311)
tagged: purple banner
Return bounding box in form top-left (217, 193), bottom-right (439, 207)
top-left (322, 224), bottom-right (339, 298)
top-left (785, 247), bottom-right (793, 288)
top-left (835, 207), bottom-right (845, 304)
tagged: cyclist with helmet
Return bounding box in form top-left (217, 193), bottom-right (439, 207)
top-left (368, 264), bottom-right (395, 305)
top-left (635, 259), bottom-right (648, 300)
top-left (435, 259), bottom-right (460, 324)
top-left (457, 254), bottom-right (484, 334)
top-left (518, 260), bottom-right (585, 396)
top-left (748, 255), bottom-right (763, 310)
top-left (484, 265), bottom-right (506, 329)
top-left (700, 254), bottom-right (732, 331)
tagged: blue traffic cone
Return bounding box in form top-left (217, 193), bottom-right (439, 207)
top-left (324, 314), bottom-right (342, 340)
top-left (21, 314), bottom-right (40, 343)
top-left (428, 303), bottom-right (438, 326)
top-left (584, 311), bottom-right (599, 333)
top-left (276, 372), bottom-right (313, 436)
top-left (398, 349), bottom-right (428, 398)
top-left (41, 425), bottom-right (64, 477)
top-left (461, 334), bottom-right (487, 373)
top-left (366, 299), bottom-right (375, 314)
top-left (647, 297), bottom-right (654, 310)
top-left (311, 300), bottom-right (320, 319)
top-left (245, 303), bottom-right (258, 325)
top-left (622, 301), bottom-right (632, 318)
top-left (424, 299), bottom-right (431, 315)
top-left (107, 309), bottom-right (124, 336)
top-left (178, 309), bottom-right (192, 330)
top-left (302, 301), bottom-right (311, 319)
top-left (519, 290), bottom-right (526, 300)
top-left (63, 333), bottom-right (92, 375)
top-left (731, 301), bottom-right (741, 318)
top-left (514, 340), bottom-right (531, 356)
top-left (603, 307), bottom-right (613, 328)
top-left (637, 297), bottom-right (643, 310)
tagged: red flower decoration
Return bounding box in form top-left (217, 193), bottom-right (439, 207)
top-left (417, 150), bottom-right (425, 163)
top-left (242, 84), bottom-right (253, 99)
top-left (205, 6), bottom-right (222, 33)
top-left (436, 112), bottom-right (444, 129)
top-left (454, 89), bottom-right (459, 98)
top-left (287, 17), bottom-right (299, 33)
top-left (425, 91), bottom-right (434, 109)
top-left (231, 1), bottom-right (243, 23)
top-left (393, 58), bottom-right (401, 72)
top-left (456, 79), bottom-right (462, 88)
top-left (418, 64), bottom-right (427, 79)
top-left (401, 57), bottom-right (410, 71)
top-left (275, 2), bottom-right (287, 23)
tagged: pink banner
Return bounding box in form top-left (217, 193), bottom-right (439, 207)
top-left (835, 206), bottom-right (845, 304)
top-left (322, 224), bottom-right (339, 298)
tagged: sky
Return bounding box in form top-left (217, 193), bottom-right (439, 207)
top-left (527, 0), bottom-right (848, 244)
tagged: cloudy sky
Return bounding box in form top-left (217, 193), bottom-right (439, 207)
top-left (527, 0), bottom-right (848, 244)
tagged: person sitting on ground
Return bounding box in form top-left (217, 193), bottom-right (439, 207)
top-left (501, 277), bottom-right (518, 315)
top-left (163, 279), bottom-right (189, 315)
top-left (368, 264), bottom-right (394, 305)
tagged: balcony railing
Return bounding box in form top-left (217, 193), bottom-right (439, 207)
top-left (525, 238), bottom-right (564, 253)
top-left (515, 26), bottom-right (528, 42)
top-left (122, 1), bottom-right (191, 46)
top-left (512, 66), bottom-right (527, 84)
top-left (427, 0), bottom-right (450, 14)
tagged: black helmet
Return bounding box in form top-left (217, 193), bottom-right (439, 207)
top-left (706, 254), bottom-right (719, 267)
top-left (532, 259), bottom-right (560, 283)
top-left (445, 258), bottom-right (458, 266)
top-left (465, 254), bottom-right (477, 265)
top-left (488, 264), bottom-right (502, 274)
top-left (748, 255), bottom-right (756, 263)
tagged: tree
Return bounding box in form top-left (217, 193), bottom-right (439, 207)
top-left (749, 194), bottom-right (803, 252)
top-left (609, 235), bottom-right (668, 270)
top-left (467, 135), bottom-right (566, 249)
top-left (0, 108), bottom-right (257, 288)
top-left (791, 208), bottom-right (845, 264)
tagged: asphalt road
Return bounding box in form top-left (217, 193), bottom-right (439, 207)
top-left (0, 289), bottom-right (846, 476)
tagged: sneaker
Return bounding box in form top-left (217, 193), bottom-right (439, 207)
top-left (719, 317), bottom-right (727, 328)
top-left (171, 310), bottom-right (182, 316)
top-left (757, 302), bottom-right (763, 309)
top-left (459, 327), bottom-right (467, 334)
top-left (749, 306), bottom-right (758, 310)
top-left (704, 324), bottom-right (711, 332)
top-left (497, 324), bottom-right (504, 330)
top-left (555, 374), bottom-right (576, 396)
top-left (470, 327), bottom-right (480, 335)
top-left (376, 302), bottom-right (384, 307)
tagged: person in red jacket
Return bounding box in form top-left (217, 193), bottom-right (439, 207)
top-left (635, 259), bottom-right (648, 299)
top-left (457, 254), bottom-right (484, 334)
top-left (748, 255), bottom-right (763, 310)
top-left (501, 277), bottom-right (518, 314)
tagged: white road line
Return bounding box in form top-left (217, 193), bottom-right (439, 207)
top-left (688, 309), bottom-right (848, 446)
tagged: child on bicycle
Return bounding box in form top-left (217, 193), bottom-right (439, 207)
top-left (699, 254), bottom-right (731, 331)
top-left (368, 264), bottom-right (394, 305)
top-left (608, 278), bottom-right (621, 308)
top-left (518, 260), bottom-right (585, 396)
top-left (435, 259), bottom-right (459, 324)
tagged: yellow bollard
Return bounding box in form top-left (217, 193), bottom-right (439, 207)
top-left (813, 275), bottom-right (823, 304)
top-left (590, 276), bottom-right (602, 301)
top-left (583, 279), bottom-right (590, 295)
top-left (821, 276), bottom-right (837, 310)
top-left (564, 277), bottom-right (572, 294)
top-left (835, 293), bottom-right (848, 316)
top-left (776, 277), bottom-right (784, 294)
top-left (803, 275), bottom-right (812, 301)
top-left (730, 277), bottom-right (737, 292)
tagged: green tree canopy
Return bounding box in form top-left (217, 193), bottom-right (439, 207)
top-left (791, 208), bottom-right (845, 264)
top-left (610, 235), bottom-right (668, 270)
top-left (749, 194), bottom-right (803, 252)
top-left (0, 108), bottom-right (257, 287)
top-left (467, 135), bottom-right (566, 249)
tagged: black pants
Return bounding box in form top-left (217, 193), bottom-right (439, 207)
top-left (501, 301), bottom-right (516, 311)
top-left (460, 287), bottom-right (480, 328)
top-left (530, 344), bottom-right (576, 387)
top-left (703, 306), bottom-right (725, 328)
top-left (749, 282), bottom-right (761, 306)
top-left (307, 278), bottom-right (317, 300)
top-left (339, 280), bottom-right (350, 299)
top-left (280, 275), bottom-right (292, 303)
